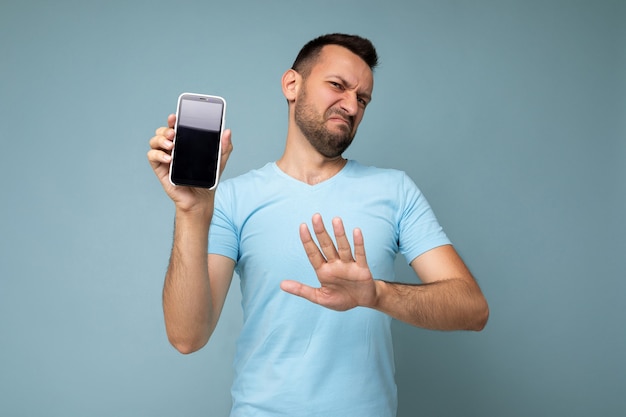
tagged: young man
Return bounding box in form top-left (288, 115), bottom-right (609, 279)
top-left (147, 33), bottom-right (488, 417)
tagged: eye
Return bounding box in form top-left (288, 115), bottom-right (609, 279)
top-left (329, 81), bottom-right (344, 90)
top-left (357, 96), bottom-right (369, 108)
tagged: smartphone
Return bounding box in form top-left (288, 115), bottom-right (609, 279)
top-left (169, 93), bottom-right (226, 189)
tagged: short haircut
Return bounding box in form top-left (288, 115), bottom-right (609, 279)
top-left (291, 33), bottom-right (378, 77)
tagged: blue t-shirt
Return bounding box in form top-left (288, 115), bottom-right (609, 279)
top-left (209, 160), bottom-right (450, 417)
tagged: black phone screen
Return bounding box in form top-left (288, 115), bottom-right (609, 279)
top-left (170, 95), bottom-right (224, 188)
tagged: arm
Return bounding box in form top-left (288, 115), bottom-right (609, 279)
top-left (374, 245), bottom-right (488, 330)
top-left (163, 213), bottom-right (236, 353)
top-left (280, 214), bottom-right (489, 331)
top-left (148, 115), bottom-right (236, 353)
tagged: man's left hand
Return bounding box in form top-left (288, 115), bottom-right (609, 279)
top-left (280, 213), bottom-right (379, 311)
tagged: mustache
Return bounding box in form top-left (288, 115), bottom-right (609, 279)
top-left (325, 108), bottom-right (354, 128)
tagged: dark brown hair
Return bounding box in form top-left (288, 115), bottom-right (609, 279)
top-left (291, 33), bottom-right (378, 77)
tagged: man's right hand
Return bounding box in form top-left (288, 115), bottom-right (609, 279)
top-left (147, 114), bottom-right (233, 212)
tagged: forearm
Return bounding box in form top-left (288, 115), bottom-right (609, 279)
top-left (371, 279), bottom-right (489, 331)
top-left (163, 207), bottom-right (214, 353)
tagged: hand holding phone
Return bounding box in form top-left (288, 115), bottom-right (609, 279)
top-left (169, 93), bottom-right (227, 189)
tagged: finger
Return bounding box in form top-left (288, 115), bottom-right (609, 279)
top-left (149, 132), bottom-right (174, 153)
top-left (280, 280), bottom-right (319, 304)
top-left (167, 113), bottom-right (176, 128)
top-left (146, 148), bottom-right (172, 166)
top-left (311, 213), bottom-right (339, 261)
top-left (147, 124), bottom-right (175, 171)
top-left (332, 217), bottom-right (354, 262)
top-left (299, 223), bottom-right (327, 270)
top-left (154, 126), bottom-right (175, 141)
top-left (352, 228), bottom-right (369, 268)
top-left (218, 129), bottom-right (233, 174)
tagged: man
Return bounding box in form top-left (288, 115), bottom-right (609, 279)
top-left (148, 33), bottom-right (488, 417)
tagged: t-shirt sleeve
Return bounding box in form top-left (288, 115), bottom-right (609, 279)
top-left (208, 182), bottom-right (239, 262)
top-left (397, 172), bottom-right (451, 264)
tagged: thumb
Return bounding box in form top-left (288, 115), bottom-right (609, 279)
top-left (219, 129), bottom-right (233, 174)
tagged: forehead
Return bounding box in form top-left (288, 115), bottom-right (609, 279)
top-left (309, 45), bottom-right (374, 92)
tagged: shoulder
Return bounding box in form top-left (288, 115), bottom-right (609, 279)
top-left (214, 162), bottom-right (287, 217)
top-left (344, 160), bottom-right (418, 190)
top-left (345, 159), bottom-right (406, 177)
top-left (216, 163), bottom-right (276, 197)
top-left (220, 162), bottom-right (276, 187)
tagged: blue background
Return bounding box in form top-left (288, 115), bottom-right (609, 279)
top-left (1, 1), bottom-right (624, 416)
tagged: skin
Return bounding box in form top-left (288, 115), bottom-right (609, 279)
top-left (147, 44), bottom-right (489, 354)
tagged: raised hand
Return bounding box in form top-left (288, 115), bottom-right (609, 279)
top-left (280, 213), bottom-right (379, 311)
top-left (147, 114), bottom-right (233, 212)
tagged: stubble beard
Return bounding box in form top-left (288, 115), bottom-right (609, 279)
top-left (294, 88), bottom-right (355, 159)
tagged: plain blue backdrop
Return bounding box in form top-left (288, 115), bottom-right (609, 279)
top-left (1, 1), bottom-right (624, 416)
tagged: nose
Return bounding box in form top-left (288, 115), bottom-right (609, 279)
top-left (339, 91), bottom-right (359, 116)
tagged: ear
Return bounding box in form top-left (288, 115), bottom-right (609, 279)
top-left (281, 69), bottom-right (300, 102)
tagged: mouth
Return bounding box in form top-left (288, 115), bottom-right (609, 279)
top-left (327, 115), bottom-right (352, 130)
top-left (329, 117), bottom-right (349, 125)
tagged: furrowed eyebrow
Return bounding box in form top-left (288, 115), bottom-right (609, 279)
top-left (329, 75), bottom-right (372, 102)
top-left (359, 91), bottom-right (372, 102)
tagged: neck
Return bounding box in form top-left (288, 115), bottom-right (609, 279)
top-left (276, 129), bottom-right (348, 185)
top-left (276, 148), bottom-right (347, 185)
top-left (276, 112), bottom-right (351, 185)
